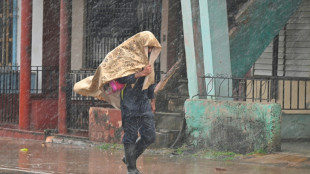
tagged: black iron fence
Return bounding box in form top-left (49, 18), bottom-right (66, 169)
top-left (30, 66), bottom-right (59, 96)
top-left (67, 70), bottom-right (113, 130)
top-left (203, 75), bottom-right (310, 110)
top-left (1, 65), bottom-right (159, 129)
top-left (0, 66), bottom-right (19, 124)
top-left (67, 67), bottom-right (165, 130)
top-left (0, 66), bottom-right (58, 125)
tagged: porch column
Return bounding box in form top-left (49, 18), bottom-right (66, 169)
top-left (160, 0), bottom-right (168, 79)
top-left (181, 0), bottom-right (232, 98)
top-left (19, 0), bottom-right (32, 130)
top-left (199, 0), bottom-right (232, 97)
top-left (58, 0), bottom-right (71, 134)
top-left (181, 0), bottom-right (199, 99)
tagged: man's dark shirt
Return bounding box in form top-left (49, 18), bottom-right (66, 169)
top-left (118, 74), bottom-right (155, 118)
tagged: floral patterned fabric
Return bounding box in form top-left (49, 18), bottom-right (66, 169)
top-left (73, 31), bottom-right (161, 109)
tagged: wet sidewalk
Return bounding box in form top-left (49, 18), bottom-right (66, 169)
top-left (0, 137), bottom-right (309, 174)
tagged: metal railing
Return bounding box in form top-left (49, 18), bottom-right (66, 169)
top-left (203, 75), bottom-right (310, 110)
top-left (0, 66), bottom-right (19, 124)
top-left (67, 67), bottom-right (164, 130)
top-left (67, 70), bottom-right (113, 130)
top-left (0, 66), bottom-right (58, 125)
top-left (30, 66), bottom-right (59, 96)
top-left (0, 66), bottom-right (19, 94)
top-left (0, 65), bottom-right (161, 129)
top-left (0, 66), bottom-right (58, 94)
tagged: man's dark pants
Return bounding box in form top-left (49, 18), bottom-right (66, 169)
top-left (123, 115), bottom-right (156, 159)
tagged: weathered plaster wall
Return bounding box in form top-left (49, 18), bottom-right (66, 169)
top-left (43, 0), bottom-right (60, 68)
top-left (282, 114), bottom-right (310, 140)
top-left (32, 0), bottom-right (43, 67)
top-left (185, 99), bottom-right (282, 154)
top-left (229, 0), bottom-right (303, 77)
top-left (31, 99), bottom-right (58, 131)
top-left (71, 0), bottom-right (84, 70)
top-left (89, 107), bottom-right (123, 143)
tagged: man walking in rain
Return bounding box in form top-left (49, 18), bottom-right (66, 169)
top-left (118, 48), bottom-right (156, 174)
top-left (74, 31), bottom-right (161, 174)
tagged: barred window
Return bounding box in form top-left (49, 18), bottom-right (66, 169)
top-left (84, 0), bottom-right (161, 69)
top-left (0, 0), bottom-right (14, 67)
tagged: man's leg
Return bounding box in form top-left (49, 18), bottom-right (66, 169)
top-left (123, 117), bottom-right (140, 174)
top-left (124, 144), bottom-right (139, 174)
top-left (135, 116), bottom-right (156, 159)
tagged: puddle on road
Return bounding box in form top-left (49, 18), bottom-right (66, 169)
top-left (0, 138), bottom-right (309, 174)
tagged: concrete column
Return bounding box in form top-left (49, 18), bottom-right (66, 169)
top-left (19, 0), bottom-right (32, 130)
top-left (191, 0), bottom-right (206, 98)
top-left (160, 0), bottom-right (168, 79)
top-left (181, 0), bottom-right (231, 98)
top-left (58, 0), bottom-right (71, 134)
top-left (199, 0), bottom-right (232, 97)
top-left (181, 0), bottom-right (199, 99)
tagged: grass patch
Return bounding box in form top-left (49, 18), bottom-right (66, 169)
top-left (246, 149), bottom-right (268, 155)
top-left (98, 143), bottom-right (123, 151)
top-left (198, 150), bottom-right (241, 161)
top-left (173, 145), bottom-right (190, 155)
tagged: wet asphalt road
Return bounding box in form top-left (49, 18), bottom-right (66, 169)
top-left (0, 137), bottom-right (309, 174)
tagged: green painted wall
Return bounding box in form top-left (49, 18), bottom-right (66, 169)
top-left (185, 99), bottom-right (282, 154)
top-left (229, 0), bottom-right (303, 77)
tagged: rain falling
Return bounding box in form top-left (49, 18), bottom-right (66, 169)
top-left (0, 0), bottom-right (310, 173)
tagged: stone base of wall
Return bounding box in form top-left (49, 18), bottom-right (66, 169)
top-left (0, 127), bottom-right (45, 140)
top-left (185, 99), bottom-right (282, 154)
top-left (89, 107), bottom-right (123, 143)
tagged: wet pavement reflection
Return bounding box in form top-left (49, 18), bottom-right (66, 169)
top-left (0, 137), bottom-right (309, 174)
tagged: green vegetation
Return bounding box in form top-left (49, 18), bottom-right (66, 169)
top-left (98, 143), bottom-right (123, 151)
top-left (173, 145), bottom-right (190, 155)
top-left (199, 150), bottom-right (241, 161)
top-left (246, 148), bottom-right (268, 155)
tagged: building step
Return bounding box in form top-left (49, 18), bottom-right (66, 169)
top-left (150, 129), bottom-right (180, 148)
top-left (167, 98), bottom-right (186, 112)
top-left (151, 112), bottom-right (185, 148)
top-left (154, 112), bottom-right (184, 130)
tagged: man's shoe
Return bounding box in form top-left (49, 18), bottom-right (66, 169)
top-left (123, 156), bottom-right (142, 174)
top-left (124, 144), bottom-right (141, 174)
top-left (127, 169), bottom-right (142, 174)
top-left (122, 156), bottom-right (127, 164)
